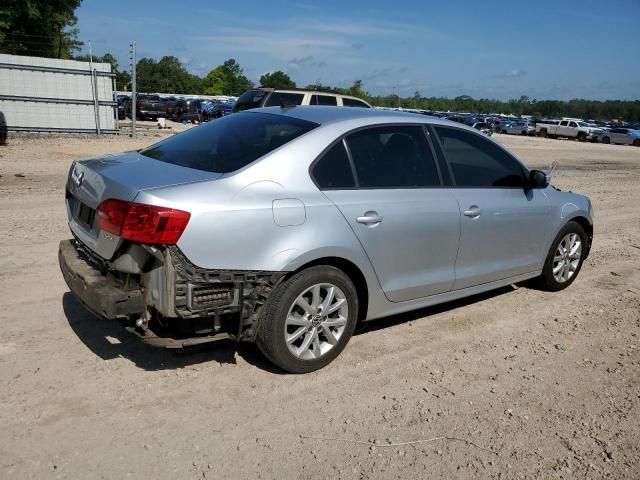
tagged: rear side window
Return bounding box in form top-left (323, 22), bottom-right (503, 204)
top-left (264, 92), bottom-right (305, 107)
top-left (140, 112), bottom-right (318, 173)
top-left (312, 141), bottom-right (355, 189)
top-left (310, 95), bottom-right (338, 106)
top-left (346, 126), bottom-right (440, 188)
top-left (342, 98), bottom-right (370, 108)
top-left (434, 126), bottom-right (525, 187)
top-left (233, 89), bottom-right (268, 112)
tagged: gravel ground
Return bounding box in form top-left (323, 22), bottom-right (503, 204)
top-left (0, 130), bottom-right (639, 479)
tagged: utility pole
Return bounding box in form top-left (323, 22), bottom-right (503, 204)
top-left (129, 42), bottom-right (137, 138)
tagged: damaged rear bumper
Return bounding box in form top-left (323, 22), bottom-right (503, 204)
top-left (59, 239), bottom-right (144, 320)
top-left (58, 239), bottom-right (286, 347)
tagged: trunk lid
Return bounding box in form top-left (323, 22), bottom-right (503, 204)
top-left (66, 151), bottom-right (221, 259)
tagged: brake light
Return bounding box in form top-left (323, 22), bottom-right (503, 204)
top-left (96, 199), bottom-right (190, 245)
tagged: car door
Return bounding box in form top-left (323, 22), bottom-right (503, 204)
top-left (557, 120), bottom-right (569, 136)
top-left (317, 125), bottom-right (461, 302)
top-left (431, 125), bottom-right (550, 290)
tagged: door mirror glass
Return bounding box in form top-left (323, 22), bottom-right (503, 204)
top-left (529, 169), bottom-right (549, 189)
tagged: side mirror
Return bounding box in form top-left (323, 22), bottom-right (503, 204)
top-left (528, 169), bottom-right (549, 189)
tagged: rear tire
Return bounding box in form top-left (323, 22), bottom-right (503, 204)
top-left (577, 132), bottom-right (587, 142)
top-left (537, 221), bottom-right (587, 292)
top-left (602, 136), bottom-right (610, 144)
top-left (633, 139), bottom-right (640, 147)
top-left (256, 266), bottom-right (358, 373)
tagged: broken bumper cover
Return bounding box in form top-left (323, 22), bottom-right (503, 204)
top-left (59, 239), bottom-right (287, 347)
top-left (59, 239), bottom-right (144, 320)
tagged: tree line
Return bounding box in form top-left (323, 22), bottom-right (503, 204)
top-left (1, 1), bottom-right (638, 121)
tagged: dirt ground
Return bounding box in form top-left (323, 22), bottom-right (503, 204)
top-left (0, 128), bottom-right (639, 479)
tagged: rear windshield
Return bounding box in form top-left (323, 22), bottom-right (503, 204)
top-left (140, 112), bottom-right (318, 173)
top-left (234, 89), bottom-right (269, 112)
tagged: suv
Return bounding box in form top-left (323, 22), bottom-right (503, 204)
top-left (233, 88), bottom-right (372, 112)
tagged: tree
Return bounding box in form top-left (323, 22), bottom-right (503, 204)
top-left (74, 52), bottom-right (131, 90)
top-left (135, 56), bottom-right (201, 94)
top-left (0, 0), bottom-right (83, 58)
top-left (202, 58), bottom-right (252, 96)
top-left (259, 71), bottom-right (296, 89)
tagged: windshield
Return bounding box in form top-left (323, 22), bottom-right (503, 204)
top-left (140, 112), bottom-right (318, 173)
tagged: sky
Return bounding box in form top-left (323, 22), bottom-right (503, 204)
top-left (75, 0), bottom-right (640, 100)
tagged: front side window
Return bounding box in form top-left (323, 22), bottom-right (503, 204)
top-left (312, 141), bottom-right (355, 189)
top-left (345, 126), bottom-right (440, 188)
top-left (310, 95), bottom-right (338, 106)
top-left (140, 112), bottom-right (318, 173)
top-left (434, 126), bottom-right (525, 188)
top-left (264, 92), bottom-right (305, 107)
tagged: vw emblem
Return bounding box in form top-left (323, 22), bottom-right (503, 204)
top-left (75, 171), bottom-right (84, 188)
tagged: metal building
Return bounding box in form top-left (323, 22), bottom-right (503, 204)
top-left (0, 53), bottom-right (116, 133)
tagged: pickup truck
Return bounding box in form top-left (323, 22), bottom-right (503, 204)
top-left (135, 95), bottom-right (168, 120)
top-left (536, 118), bottom-right (603, 142)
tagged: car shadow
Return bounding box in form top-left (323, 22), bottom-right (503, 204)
top-left (354, 285), bottom-right (515, 335)
top-left (63, 285), bottom-right (516, 373)
top-left (62, 292), bottom-right (281, 373)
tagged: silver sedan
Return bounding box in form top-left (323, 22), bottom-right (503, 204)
top-left (598, 127), bottom-right (640, 146)
top-left (59, 107), bottom-right (594, 373)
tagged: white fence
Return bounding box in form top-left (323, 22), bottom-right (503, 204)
top-left (0, 53), bottom-right (116, 133)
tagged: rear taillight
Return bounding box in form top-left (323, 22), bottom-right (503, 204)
top-left (96, 199), bottom-right (190, 245)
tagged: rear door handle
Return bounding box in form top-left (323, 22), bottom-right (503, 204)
top-left (463, 206), bottom-right (481, 218)
top-left (356, 211), bottom-right (383, 226)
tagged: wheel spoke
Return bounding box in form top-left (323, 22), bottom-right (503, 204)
top-left (311, 285), bottom-right (321, 309)
top-left (295, 297), bottom-right (314, 315)
top-left (287, 326), bottom-right (307, 344)
top-left (311, 330), bottom-right (322, 357)
top-left (326, 297), bottom-right (346, 315)
top-left (297, 328), bottom-right (315, 356)
top-left (554, 254), bottom-right (564, 263)
top-left (553, 263), bottom-right (564, 274)
top-left (287, 314), bottom-right (310, 327)
top-left (320, 324), bottom-right (338, 345)
top-left (323, 316), bottom-right (347, 328)
top-left (320, 286), bottom-right (335, 312)
top-left (570, 241), bottom-right (581, 257)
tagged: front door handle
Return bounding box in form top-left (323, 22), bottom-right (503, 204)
top-left (356, 211), bottom-right (383, 226)
top-left (463, 205), bottom-right (481, 218)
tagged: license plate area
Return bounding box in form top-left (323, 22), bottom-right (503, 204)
top-left (68, 193), bottom-right (96, 231)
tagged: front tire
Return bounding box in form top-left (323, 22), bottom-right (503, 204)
top-left (601, 136), bottom-right (610, 144)
top-left (538, 221), bottom-right (587, 292)
top-left (256, 266), bottom-right (358, 373)
top-left (633, 139), bottom-right (640, 147)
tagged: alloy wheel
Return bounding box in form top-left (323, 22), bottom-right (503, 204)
top-left (284, 283), bottom-right (348, 360)
top-left (552, 233), bottom-right (582, 283)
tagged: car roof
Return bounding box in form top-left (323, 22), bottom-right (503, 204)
top-left (246, 105), bottom-right (469, 129)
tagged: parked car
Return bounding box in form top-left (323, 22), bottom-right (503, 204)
top-left (59, 107), bottom-right (593, 373)
top-left (597, 127), bottom-right (640, 146)
top-left (472, 122), bottom-right (492, 136)
top-left (205, 101), bottom-right (235, 119)
top-left (500, 121), bottom-right (532, 136)
top-left (116, 96), bottom-right (130, 120)
top-left (136, 94), bottom-right (168, 120)
top-left (233, 88), bottom-right (372, 112)
top-left (535, 118), bottom-right (603, 142)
